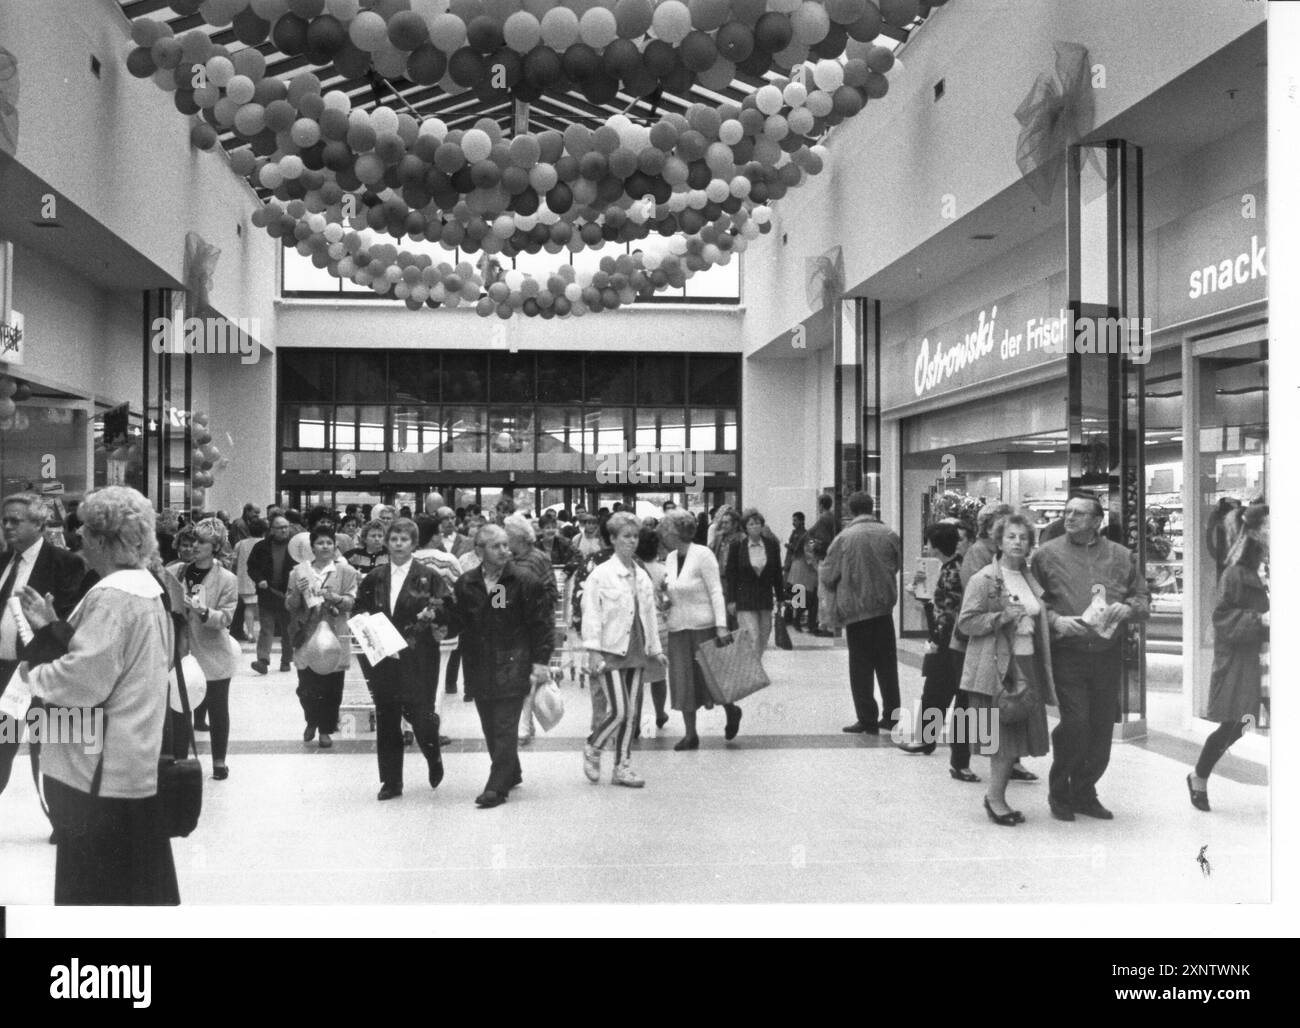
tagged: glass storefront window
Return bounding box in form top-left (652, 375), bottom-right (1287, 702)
top-left (392, 405), bottom-right (442, 453)
top-left (336, 353), bottom-right (387, 404)
top-left (443, 353), bottom-right (488, 403)
top-left (537, 406), bottom-right (583, 471)
top-left (635, 409), bottom-right (659, 450)
top-left (333, 405), bottom-right (356, 451)
top-left (443, 406), bottom-right (486, 471)
top-left (636, 355), bottom-right (686, 406)
top-left (584, 408), bottom-right (630, 463)
top-left (660, 409), bottom-right (687, 451)
top-left (280, 351), bottom-right (334, 402)
top-left (489, 408), bottom-right (535, 472)
top-left (537, 353), bottom-right (583, 403)
top-left (490, 354), bottom-right (535, 404)
top-left (283, 404), bottom-right (329, 449)
top-left (585, 355), bottom-right (634, 404)
top-left (358, 405), bottom-right (386, 451)
top-left (688, 408), bottom-right (718, 451)
top-left (689, 355), bottom-right (738, 405)
top-left (389, 353), bottom-right (441, 404)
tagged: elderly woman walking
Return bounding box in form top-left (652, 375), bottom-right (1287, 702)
top-left (580, 512), bottom-right (666, 786)
top-left (658, 509), bottom-right (737, 749)
top-left (19, 486), bottom-right (179, 904)
top-left (286, 524), bottom-right (359, 750)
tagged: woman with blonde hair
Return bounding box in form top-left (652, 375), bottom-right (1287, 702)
top-left (19, 486), bottom-right (179, 904)
top-left (173, 517), bottom-right (239, 780)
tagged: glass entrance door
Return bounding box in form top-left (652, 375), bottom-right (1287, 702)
top-left (1188, 335), bottom-right (1268, 724)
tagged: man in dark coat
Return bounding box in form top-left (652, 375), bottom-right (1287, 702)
top-left (449, 524), bottom-right (554, 808)
top-left (246, 513), bottom-right (296, 674)
top-left (0, 492), bottom-right (94, 829)
top-left (355, 518), bottom-right (450, 801)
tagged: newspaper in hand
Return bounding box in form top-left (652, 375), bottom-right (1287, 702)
top-left (1081, 588), bottom-right (1123, 639)
top-left (6, 596), bottom-right (34, 647)
top-left (347, 611), bottom-right (409, 664)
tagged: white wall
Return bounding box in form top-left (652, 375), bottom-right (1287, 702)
top-left (0, 0), bottom-right (277, 336)
top-left (738, 0), bottom-right (1266, 353)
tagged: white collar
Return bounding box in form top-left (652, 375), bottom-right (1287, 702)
top-left (90, 568), bottom-right (163, 599)
top-left (14, 537), bottom-right (43, 564)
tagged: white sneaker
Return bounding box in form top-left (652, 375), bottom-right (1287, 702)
top-left (583, 744), bottom-right (602, 783)
top-left (613, 764), bottom-right (645, 789)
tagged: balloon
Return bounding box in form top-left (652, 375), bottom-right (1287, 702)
top-left (831, 83), bottom-right (863, 115)
top-left (846, 4), bottom-right (883, 41)
top-left (579, 7), bottom-right (618, 48)
top-left (651, 1), bottom-right (691, 45)
top-left (389, 10), bottom-right (431, 50)
top-left (234, 102), bottom-right (267, 136)
top-left (430, 13), bottom-right (470, 52)
top-left (408, 43), bottom-right (449, 83)
top-left (813, 58), bottom-right (844, 90)
top-left (524, 46), bottom-right (563, 87)
top-left (504, 12), bottom-right (541, 52)
top-left (226, 74), bottom-right (256, 104)
top-left (864, 44), bottom-right (894, 73)
top-left (827, 0), bottom-right (867, 24)
top-left (879, 0), bottom-right (919, 27)
top-left (679, 31), bottom-right (717, 72)
top-left (462, 127), bottom-right (493, 162)
top-left (290, 117), bottom-right (322, 147)
top-left (349, 10), bottom-right (391, 50)
top-left (306, 14), bottom-right (349, 59)
top-left (615, 0), bottom-right (653, 38)
top-left (126, 48), bottom-right (158, 79)
top-left (190, 122), bottom-right (220, 150)
top-left (754, 12), bottom-right (794, 53)
top-left (540, 8), bottom-right (580, 49)
top-left (688, 0), bottom-right (729, 32)
top-left (790, 3), bottom-right (831, 45)
top-left (448, 46), bottom-right (488, 85)
top-left (754, 83), bottom-right (783, 115)
top-left (272, 13), bottom-right (310, 55)
top-left (467, 15), bottom-right (506, 52)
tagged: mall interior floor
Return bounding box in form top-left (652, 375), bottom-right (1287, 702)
top-left (0, 635), bottom-right (1267, 907)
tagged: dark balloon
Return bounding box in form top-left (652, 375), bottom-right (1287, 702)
top-left (271, 13), bottom-right (310, 56)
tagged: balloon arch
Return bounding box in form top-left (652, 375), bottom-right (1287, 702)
top-left (125, 0), bottom-right (946, 318)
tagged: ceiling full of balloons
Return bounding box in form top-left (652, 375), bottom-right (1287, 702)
top-left (122, 0), bottom-right (948, 318)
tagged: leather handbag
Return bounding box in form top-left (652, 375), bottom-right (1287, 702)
top-left (156, 647), bottom-right (203, 838)
top-left (992, 661), bottom-right (1039, 726)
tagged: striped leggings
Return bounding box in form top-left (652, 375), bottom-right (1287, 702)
top-left (588, 667), bottom-right (646, 768)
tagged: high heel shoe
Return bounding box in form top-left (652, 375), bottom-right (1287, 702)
top-left (950, 767), bottom-right (980, 783)
top-left (673, 736), bottom-right (700, 751)
top-left (1186, 773), bottom-right (1211, 812)
top-left (983, 796), bottom-right (1018, 826)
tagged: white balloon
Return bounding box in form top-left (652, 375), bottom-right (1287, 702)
top-left (813, 59), bottom-right (845, 91)
top-left (323, 90), bottom-right (352, 112)
top-left (782, 81), bottom-right (808, 107)
top-left (755, 84), bottom-right (784, 116)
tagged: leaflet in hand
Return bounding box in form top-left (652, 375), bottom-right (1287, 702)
top-left (0, 669), bottom-right (32, 721)
top-left (347, 612), bottom-right (408, 663)
top-left (6, 596), bottom-right (34, 647)
top-left (1081, 594), bottom-right (1123, 639)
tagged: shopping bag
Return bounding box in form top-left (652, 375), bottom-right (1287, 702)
top-left (300, 619), bottom-right (343, 674)
top-left (532, 676), bottom-right (565, 732)
top-left (695, 629), bottom-right (770, 705)
top-left (774, 616), bottom-right (793, 650)
top-left (168, 654), bottom-right (206, 713)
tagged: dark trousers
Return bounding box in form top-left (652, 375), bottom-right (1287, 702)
top-left (193, 678), bottom-right (231, 764)
top-left (803, 589), bottom-right (819, 630)
top-left (296, 669), bottom-right (345, 735)
top-left (45, 777), bottom-right (179, 906)
top-left (256, 599), bottom-right (293, 666)
top-left (1195, 718), bottom-right (1249, 779)
top-left (375, 697), bottom-right (441, 789)
top-left (914, 649), bottom-right (970, 770)
top-left (445, 646), bottom-right (461, 694)
top-left (475, 693), bottom-right (526, 795)
top-left (845, 615), bottom-right (901, 726)
top-left (1049, 647), bottom-right (1122, 806)
top-left (0, 683), bottom-right (50, 826)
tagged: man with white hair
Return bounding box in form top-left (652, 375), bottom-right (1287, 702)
top-left (430, 507), bottom-right (473, 558)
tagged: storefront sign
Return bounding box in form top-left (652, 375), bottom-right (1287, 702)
top-left (0, 309), bottom-right (23, 365)
top-left (883, 273), bottom-right (1068, 409)
top-left (1155, 182), bottom-right (1267, 328)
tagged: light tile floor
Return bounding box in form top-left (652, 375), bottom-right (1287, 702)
top-left (0, 633), bottom-right (1269, 905)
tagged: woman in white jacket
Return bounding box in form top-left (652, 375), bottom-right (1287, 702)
top-left (658, 508), bottom-right (735, 750)
top-left (580, 512), bottom-right (665, 787)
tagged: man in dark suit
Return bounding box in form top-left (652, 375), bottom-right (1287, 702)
top-left (449, 524), bottom-right (554, 809)
top-left (246, 513), bottom-right (296, 674)
top-left (355, 518), bottom-right (449, 802)
top-left (0, 493), bottom-right (94, 823)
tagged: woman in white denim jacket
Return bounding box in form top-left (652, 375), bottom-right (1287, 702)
top-left (580, 512), bottom-right (665, 788)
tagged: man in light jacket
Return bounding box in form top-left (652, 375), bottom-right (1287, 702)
top-left (819, 491), bottom-right (902, 734)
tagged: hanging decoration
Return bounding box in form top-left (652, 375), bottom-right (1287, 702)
top-left (0, 47), bottom-right (17, 157)
top-left (125, 0), bottom-right (948, 318)
top-left (183, 231), bottom-right (222, 315)
top-left (1014, 41), bottom-right (1097, 204)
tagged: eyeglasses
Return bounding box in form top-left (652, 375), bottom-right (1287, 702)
top-left (1063, 510), bottom-right (1098, 520)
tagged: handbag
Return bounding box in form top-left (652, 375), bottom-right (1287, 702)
top-left (992, 661), bottom-right (1039, 726)
top-left (532, 675), bottom-right (565, 732)
top-left (168, 653), bottom-right (207, 713)
top-left (920, 649), bottom-right (946, 679)
top-left (774, 615), bottom-right (793, 650)
top-left (696, 629), bottom-right (771, 705)
top-left (156, 640), bottom-right (204, 838)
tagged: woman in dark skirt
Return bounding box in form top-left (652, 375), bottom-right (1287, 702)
top-left (657, 509), bottom-right (735, 750)
top-left (1187, 504), bottom-right (1268, 811)
top-left (20, 486), bottom-right (179, 905)
top-left (957, 514), bottom-right (1056, 827)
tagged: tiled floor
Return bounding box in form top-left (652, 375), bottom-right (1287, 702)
top-left (0, 634), bottom-right (1269, 906)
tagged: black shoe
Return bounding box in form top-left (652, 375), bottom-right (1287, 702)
top-left (1009, 765), bottom-right (1039, 782)
top-left (1074, 798), bottom-right (1114, 820)
top-left (673, 736), bottom-right (700, 751)
top-left (842, 722), bottom-right (877, 734)
top-left (377, 784), bottom-right (403, 801)
top-left (438, 735), bottom-right (452, 748)
top-left (724, 706), bottom-right (743, 741)
top-left (193, 719), bottom-right (210, 733)
top-left (898, 742), bottom-right (936, 755)
top-left (511, 771), bottom-right (523, 789)
top-left (983, 797), bottom-right (1018, 827)
top-left (1009, 810), bottom-right (1026, 824)
top-left (251, 660), bottom-right (268, 675)
top-left (303, 724), bottom-right (316, 743)
top-left (445, 684), bottom-right (458, 694)
top-left (279, 663), bottom-right (292, 673)
top-left (1048, 797), bottom-right (1076, 821)
top-left (475, 790), bottom-right (506, 808)
top-left (1186, 773), bottom-right (1211, 812)
top-left (212, 765), bottom-right (229, 781)
top-left (428, 760), bottom-right (444, 790)
top-left (950, 767), bottom-right (980, 783)
top-left (656, 713), bottom-right (669, 730)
